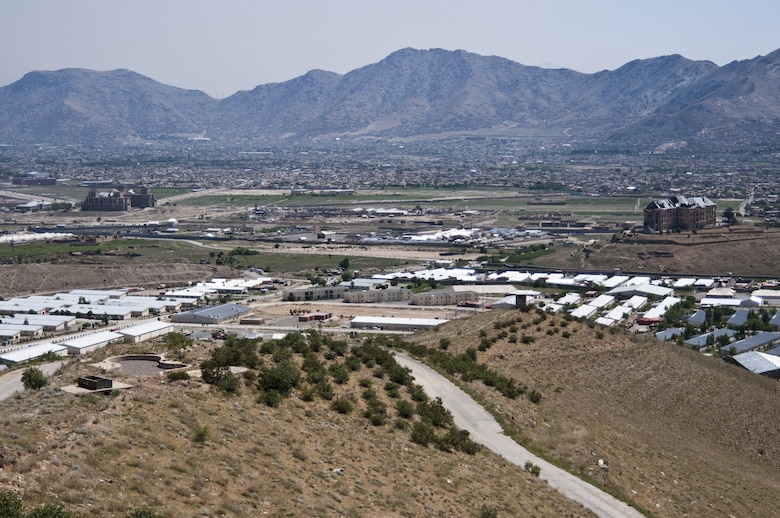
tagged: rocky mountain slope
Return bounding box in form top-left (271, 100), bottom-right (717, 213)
top-left (1, 47), bottom-right (778, 150)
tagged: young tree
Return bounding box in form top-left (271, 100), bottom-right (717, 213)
top-left (21, 367), bottom-right (47, 390)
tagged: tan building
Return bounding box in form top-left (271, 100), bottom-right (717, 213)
top-left (282, 285), bottom-right (348, 302)
top-left (643, 195), bottom-right (716, 232)
top-left (410, 289), bottom-right (478, 306)
top-left (343, 288), bottom-right (411, 303)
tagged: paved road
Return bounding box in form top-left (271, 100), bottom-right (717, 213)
top-left (0, 361), bottom-right (66, 402)
top-left (394, 353), bottom-right (643, 518)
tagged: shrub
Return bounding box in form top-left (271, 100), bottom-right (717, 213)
top-left (0, 490), bottom-right (23, 518)
top-left (21, 367), bottom-right (47, 390)
top-left (328, 363), bottom-right (350, 384)
top-left (25, 505), bottom-right (73, 518)
top-left (217, 371), bottom-right (241, 393)
top-left (368, 413), bottom-right (386, 426)
top-left (417, 397), bottom-right (453, 428)
top-left (528, 390), bottom-right (542, 404)
top-left (384, 381), bottom-right (401, 398)
top-left (395, 399), bottom-right (415, 419)
top-left (127, 510), bottom-right (165, 518)
top-left (316, 382), bottom-right (334, 400)
top-left (193, 425), bottom-right (210, 443)
top-left (331, 398), bottom-right (353, 414)
top-left (259, 389), bottom-right (284, 407)
top-left (410, 422), bottom-right (436, 447)
top-left (166, 370), bottom-right (190, 381)
top-left (524, 461), bottom-right (541, 477)
top-left (258, 360), bottom-right (301, 396)
top-left (299, 385), bottom-right (315, 402)
top-left (393, 418), bottom-right (409, 430)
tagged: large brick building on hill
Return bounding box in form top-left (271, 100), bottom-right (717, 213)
top-left (643, 195), bottom-right (717, 232)
top-left (81, 187), bottom-right (156, 211)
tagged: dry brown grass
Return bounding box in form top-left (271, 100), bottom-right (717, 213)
top-left (0, 336), bottom-right (594, 518)
top-left (536, 227), bottom-right (780, 277)
top-left (411, 309), bottom-right (780, 517)
top-left (0, 262), bottom-right (236, 299)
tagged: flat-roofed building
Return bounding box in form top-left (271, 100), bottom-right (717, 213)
top-left (2, 314), bottom-right (76, 331)
top-left (0, 343), bottom-right (68, 364)
top-left (69, 289), bottom-right (128, 300)
top-left (343, 288), bottom-right (411, 303)
top-left (753, 289), bottom-right (780, 305)
top-left (62, 330), bottom-right (124, 355)
top-left (60, 305), bottom-right (133, 320)
top-left (170, 303), bottom-right (252, 325)
top-left (410, 289), bottom-right (478, 306)
top-left (350, 316), bottom-right (448, 332)
top-left (0, 329), bottom-right (21, 342)
top-left (0, 323), bottom-right (44, 337)
top-left (0, 300), bottom-right (60, 315)
top-left (282, 285), bottom-right (348, 302)
top-left (118, 320), bottom-right (173, 343)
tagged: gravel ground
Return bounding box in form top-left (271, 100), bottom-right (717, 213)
top-left (116, 358), bottom-right (164, 376)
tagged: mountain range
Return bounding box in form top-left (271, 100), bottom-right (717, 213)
top-left (1, 47), bottom-right (779, 150)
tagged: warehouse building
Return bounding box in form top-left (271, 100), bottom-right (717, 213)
top-left (118, 320), bottom-right (174, 343)
top-left (721, 332), bottom-right (780, 356)
top-left (170, 303), bottom-right (252, 325)
top-left (350, 316), bottom-right (448, 332)
top-left (62, 330), bottom-right (125, 355)
top-left (0, 314), bottom-right (76, 332)
top-left (0, 343), bottom-right (69, 365)
top-left (731, 351), bottom-right (780, 379)
top-left (0, 323), bottom-right (44, 338)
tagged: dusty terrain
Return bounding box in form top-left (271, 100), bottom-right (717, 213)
top-left (0, 339), bottom-right (593, 517)
top-left (411, 310), bottom-right (780, 517)
top-left (538, 227), bottom-right (780, 277)
top-left (0, 262), bottom-right (236, 299)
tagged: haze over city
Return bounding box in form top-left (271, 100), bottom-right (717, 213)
top-left (3, 0), bottom-right (779, 98)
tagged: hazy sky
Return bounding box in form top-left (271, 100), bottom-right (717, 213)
top-left (3, 0), bottom-right (778, 98)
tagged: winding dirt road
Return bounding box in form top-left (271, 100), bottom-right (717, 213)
top-left (394, 353), bottom-right (643, 518)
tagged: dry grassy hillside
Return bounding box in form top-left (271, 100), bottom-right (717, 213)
top-left (536, 227), bottom-right (780, 277)
top-left (0, 262), bottom-right (236, 299)
top-left (0, 337), bottom-right (593, 518)
top-left (411, 309), bottom-right (780, 517)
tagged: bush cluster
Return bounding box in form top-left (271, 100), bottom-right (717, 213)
top-left (197, 330), bottom-right (481, 454)
top-left (383, 337), bottom-right (531, 401)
